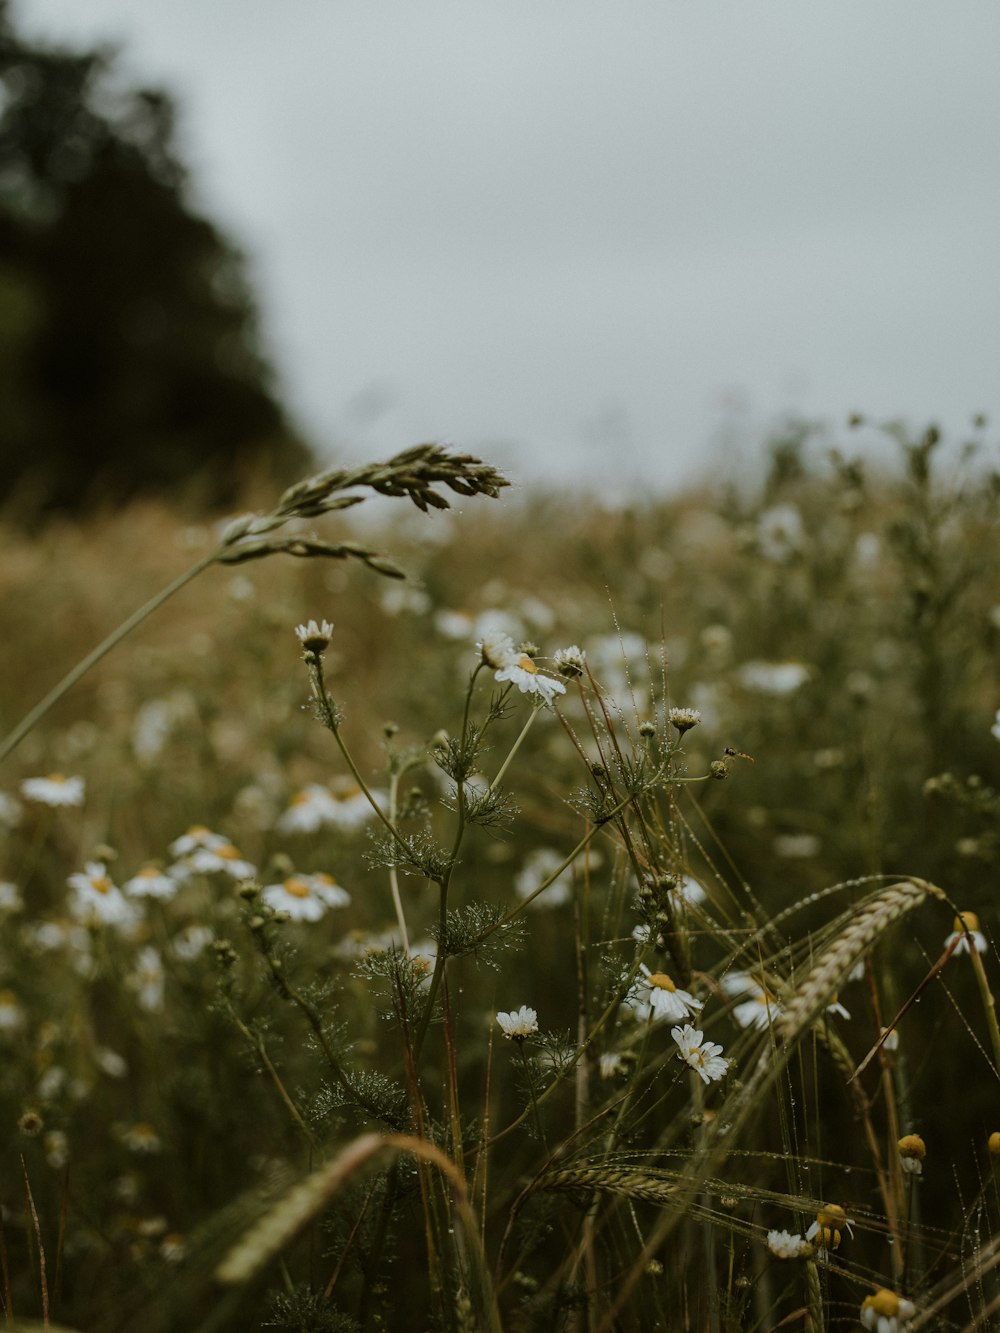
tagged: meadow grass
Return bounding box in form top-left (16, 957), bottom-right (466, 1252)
top-left (0, 426), bottom-right (999, 1331)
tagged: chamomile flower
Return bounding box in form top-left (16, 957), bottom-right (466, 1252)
top-left (897, 1134), bottom-right (926, 1176)
top-left (276, 784), bottom-right (339, 833)
top-left (992, 709), bottom-right (1000, 743)
top-left (496, 1006), bottom-right (539, 1040)
top-left (261, 874), bottom-right (350, 921)
top-left (21, 774), bottom-right (85, 807)
top-left (737, 662), bottom-right (810, 695)
top-left (945, 911), bottom-right (988, 955)
top-left (670, 1025), bottom-right (729, 1084)
top-left (128, 947), bottom-right (165, 1013)
top-left (120, 1122), bottom-right (162, 1154)
top-left (171, 924), bottom-right (215, 961)
top-left (826, 994), bottom-right (850, 1020)
top-left (515, 847), bottom-right (574, 908)
top-left (0, 881), bottom-right (23, 912)
top-left (478, 630), bottom-right (518, 670)
top-left (295, 619), bottom-right (334, 653)
top-left (186, 843), bottom-right (256, 880)
top-left (494, 652), bottom-right (567, 706)
top-left (766, 1229), bottom-right (812, 1259)
top-left (553, 645), bottom-right (587, 679)
top-left (168, 826), bottom-right (228, 858)
top-left (123, 867), bottom-right (179, 901)
top-left (0, 792), bottom-right (23, 827)
top-left (860, 1289), bottom-right (916, 1332)
top-left (722, 973), bottom-right (783, 1030)
top-left (67, 863), bottom-right (134, 927)
top-left (668, 707), bottom-right (702, 733)
top-left (806, 1203), bottom-right (853, 1251)
top-left (631, 966), bottom-right (702, 1024)
top-left (327, 781), bottom-right (386, 830)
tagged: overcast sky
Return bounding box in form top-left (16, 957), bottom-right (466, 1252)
top-left (21, 1), bottom-right (1000, 494)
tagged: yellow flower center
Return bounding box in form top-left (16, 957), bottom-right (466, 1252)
top-left (291, 790), bottom-right (311, 806)
top-left (864, 1290), bottom-right (901, 1316)
top-left (138, 867), bottom-right (159, 879)
top-left (91, 876), bottom-right (111, 894)
top-left (516, 654), bottom-right (538, 674)
top-left (817, 1204), bottom-right (846, 1227)
top-left (218, 844), bottom-right (240, 860)
top-left (647, 972), bottom-right (677, 992)
top-left (46, 773), bottom-right (67, 783)
top-left (989, 1131), bottom-right (1000, 1156)
top-left (313, 873), bottom-right (336, 887)
top-left (897, 1133), bottom-right (926, 1160)
top-left (284, 878), bottom-right (311, 899)
top-left (955, 911), bottom-right (980, 932)
top-left (335, 784), bottom-right (362, 801)
top-left (186, 825), bottom-right (210, 839)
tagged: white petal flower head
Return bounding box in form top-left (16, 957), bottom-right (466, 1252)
top-left (515, 847), bottom-right (574, 909)
top-left (123, 867), bottom-right (180, 901)
top-left (496, 1005), bottom-right (539, 1040)
top-left (0, 791), bottom-right (23, 828)
top-left (187, 843), bottom-right (256, 880)
top-left (826, 995), bottom-right (850, 1020)
top-left (636, 966), bottom-right (702, 1023)
top-left (262, 873), bottom-right (350, 922)
top-left (478, 630), bottom-right (518, 670)
top-left (553, 645), bottom-right (587, 679)
top-left (860, 1289), bottom-right (916, 1332)
top-left (168, 825), bottom-right (228, 858)
top-left (805, 1203), bottom-right (853, 1252)
top-left (766, 1229), bottom-right (812, 1259)
top-left (676, 876), bottom-right (707, 907)
top-left (327, 781), bottom-right (386, 830)
top-left (722, 973), bottom-right (783, 1030)
top-left (945, 911), bottom-right (988, 955)
top-left (128, 947), bottom-right (166, 1012)
top-left (277, 784), bottom-right (340, 833)
top-left (738, 661), bottom-right (810, 695)
top-left (670, 1024), bottom-right (729, 1084)
top-left (668, 707), bottom-right (702, 734)
top-left (992, 709), bottom-right (1000, 743)
top-left (21, 774), bottom-right (85, 807)
top-left (295, 619), bottom-right (334, 652)
top-left (67, 863), bottom-right (135, 926)
top-left (494, 652), bottom-right (567, 706)
top-left (0, 881), bottom-right (23, 911)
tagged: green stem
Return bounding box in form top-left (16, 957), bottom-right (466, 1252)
top-left (0, 550), bottom-right (217, 765)
top-left (489, 706), bottom-right (540, 792)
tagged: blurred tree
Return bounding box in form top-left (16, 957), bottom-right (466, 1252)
top-left (0, 1), bottom-right (312, 518)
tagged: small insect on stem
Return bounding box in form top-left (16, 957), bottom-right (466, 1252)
top-left (724, 747), bottom-right (755, 764)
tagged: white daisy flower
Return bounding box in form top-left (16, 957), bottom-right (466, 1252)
top-left (496, 1005), bottom-right (539, 1040)
top-left (631, 966), bottom-right (702, 1024)
top-left (826, 995), bottom-right (850, 1020)
top-left (722, 973), bottom-right (783, 1030)
top-left (478, 630), bottom-right (518, 670)
top-left (515, 847), bottom-right (574, 909)
top-left (128, 947), bottom-right (165, 1012)
top-left (67, 863), bottom-right (135, 927)
top-left (880, 1026), bottom-right (900, 1052)
top-left (21, 774), bottom-right (85, 807)
top-left (766, 1229), bottom-right (812, 1259)
top-left (0, 989), bottom-right (25, 1033)
top-left (897, 1134), bottom-right (925, 1176)
top-left (737, 662), bottom-right (810, 695)
top-left (553, 645), bottom-right (587, 679)
top-left (494, 652), bottom-right (567, 706)
top-left (276, 783), bottom-right (340, 833)
top-left (599, 1052), bottom-right (628, 1079)
top-left (670, 1024), bottom-right (729, 1084)
top-left (668, 706), bottom-right (702, 733)
top-left (945, 911), bottom-right (988, 955)
top-left (120, 1122), bottom-right (162, 1154)
top-left (123, 867), bottom-right (179, 900)
top-left (757, 503), bottom-right (803, 561)
top-left (168, 826), bottom-right (228, 858)
top-left (806, 1203), bottom-right (853, 1251)
top-left (0, 881), bottom-right (23, 911)
top-left (860, 1289), bottom-right (916, 1332)
top-left (95, 1047), bottom-right (128, 1078)
top-left (295, 619), bottom-right (334, 652)
top-left (171, 924), bottom-right (215, 961)
top-left (327, 781), bottom-right (386, 830)
top-left (186, 843), bottom-right (256, 880)
top-left (992, 708), bottom-right (1000, 742)
top-left (261, 873), bottom-right (350, 921)
top-left (676, 876), bottom-right (707, 906)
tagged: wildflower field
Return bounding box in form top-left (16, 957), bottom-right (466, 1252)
top-left (2, 424), bottom-right (1000, 1332)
